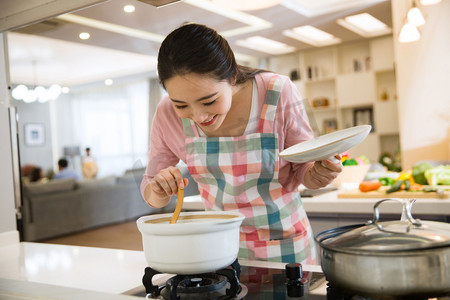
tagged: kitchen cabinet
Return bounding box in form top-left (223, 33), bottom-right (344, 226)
top-left (267, 36), bottom-right (399, 163)
top-left (335, 72), bottom-right (376, 107)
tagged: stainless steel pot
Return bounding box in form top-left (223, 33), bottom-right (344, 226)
top-left (315, 198), bottom-right (450, 297)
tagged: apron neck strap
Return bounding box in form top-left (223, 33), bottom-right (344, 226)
top-left (257, 74), bottom-right (285, 133)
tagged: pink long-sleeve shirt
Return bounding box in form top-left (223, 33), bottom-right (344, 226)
top-left (141, 72), bottom-right (314, 199)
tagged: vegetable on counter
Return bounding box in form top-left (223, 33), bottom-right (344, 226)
top-left (386, 180), bottom-right (404, 193)
top-left (409, 183), bottom-right (423, 191)
top-left (412, 162), bottom-right (433, 185)
top-left (379, 177), bottom-right (395, 186)
top-left (342, 158), bottom-right (358, 166)
top-left (424, 165), bottom-right (450, 186)
top-left (359, 181), bottom-right (382, 192)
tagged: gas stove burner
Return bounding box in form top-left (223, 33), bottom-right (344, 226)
top-left (142, 258), bottom-right (246, 300)
top-left (160, 272), bottom-right (246, 300)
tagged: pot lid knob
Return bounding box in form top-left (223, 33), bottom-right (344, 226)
top-left (285, 263), bottom-right (304, 297)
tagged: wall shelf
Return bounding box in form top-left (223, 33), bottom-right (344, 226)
top-left (268, 35), bottom-right (399, 163)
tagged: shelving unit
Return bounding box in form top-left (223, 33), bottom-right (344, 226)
top-left (268, 36), bottom-right (399, 163)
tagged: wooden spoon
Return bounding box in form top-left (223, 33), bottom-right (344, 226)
top-left (169, 180), bottom-right (185, 224)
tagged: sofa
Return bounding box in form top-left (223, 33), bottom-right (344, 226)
top-left (20, 167), bottom-right (199, 242)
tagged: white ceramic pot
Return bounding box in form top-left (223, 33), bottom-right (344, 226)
top-left (136, 211), bottom-right (245, 275)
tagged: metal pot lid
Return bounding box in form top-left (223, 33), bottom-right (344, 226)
top-left (317, 199), bottom-right (450, 252)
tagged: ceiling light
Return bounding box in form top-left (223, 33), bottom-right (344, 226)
top-left (11, 84), bottom-right (62, 103)
top-left (282, 25), bottom-right (341, 47)
top-left (59, 14), bottom-right (164, 43)
top-left (399, 22), bottom-right (420, 43)
top-left (337, 13), bottom-right (391, 37)
top-left (407, 7), bottom-right (425, 27)
top-left (62, 87), bottom-right (70, 94)
top-left (11, 85), bottom-right (28, 100)
top-left (420, 0), bottom-right (441, 5)
top-left (184, 0), bottom-right (272, 37)
top-left (212, 0), bottom-right (281, 11)
top-left (79, 32), bottom-right (90, 40)
top-left (105, 79), bottom-right (113, 85)
top-left (123, 5), bottom-right (136, 13)
top-left (235, 36), bottom-right (296, 55)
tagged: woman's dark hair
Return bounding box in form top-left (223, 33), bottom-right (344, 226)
top-left (158, 23), bottom-right (263, 88)
top-left (30, 167), bottom-right (43, 182)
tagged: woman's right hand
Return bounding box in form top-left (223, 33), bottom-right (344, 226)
top-left (149, 166), bottom-right (187, 199)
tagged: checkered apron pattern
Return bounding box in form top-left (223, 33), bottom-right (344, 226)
top-left (182, 75), bottom-right (317, 264)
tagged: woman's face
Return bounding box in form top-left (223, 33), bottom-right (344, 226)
top-left (164, 73), bottom-right (234, 133)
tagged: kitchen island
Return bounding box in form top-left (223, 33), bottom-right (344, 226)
top-left (0, 242), bottom-right (325, 299)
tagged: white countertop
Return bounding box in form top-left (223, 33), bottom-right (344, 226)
top-left (302, 190), bottom-right (450, 215)
top-left (183, 192), bottom-right (450, 215)
top-left (0, 242), bottom-right (324, 298)
top-left (0, 242), bottom-right (146, 297)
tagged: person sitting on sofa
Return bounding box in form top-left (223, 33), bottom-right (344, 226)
top-left (53, 158), bottom-right (81, 181)
top-left (29, 166), bottom-right (48, 183)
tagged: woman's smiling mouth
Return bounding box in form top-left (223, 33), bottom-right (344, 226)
top-left (199, 114), bottom-right (218, 126)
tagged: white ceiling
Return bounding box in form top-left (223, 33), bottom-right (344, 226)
top-left (6, 0), bottom-right (392, 87)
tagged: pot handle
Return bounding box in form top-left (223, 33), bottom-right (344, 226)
top-left (368, 198), bottom-right (422, 231)
top-left (315, 223), bottom-right (365, 243)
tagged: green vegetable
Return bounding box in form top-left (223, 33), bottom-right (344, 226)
top-left (386, 180), bottom-right (403, 193)
top-left (404, 180), bottom-right (411, 191)
top-left (342, 158), bottom-right (358, 166)
top-left (422, 186), bottom-right (439, 193)
top-left (424, 165), bottom-right (450, 186)
top-left (378, 153), bottom-right (402, 172)
top-left (379, 177), bottom-right (395, 186)
top-left (412, 162), bottom-right (433, 185)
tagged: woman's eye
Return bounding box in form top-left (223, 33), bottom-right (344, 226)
top-left (203, 100), bottom-right (216, 106)
top-left (175, 105), bottom-right (188, 109)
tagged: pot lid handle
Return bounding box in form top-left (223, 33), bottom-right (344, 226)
top-left (367, 198), bottom-right (422, 232)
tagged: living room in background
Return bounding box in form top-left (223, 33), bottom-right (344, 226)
top-left (53, 79), bottom-right (151, 178)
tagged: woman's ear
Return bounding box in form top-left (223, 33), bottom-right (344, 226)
top-left (231, 74), bottom-right (237, 86)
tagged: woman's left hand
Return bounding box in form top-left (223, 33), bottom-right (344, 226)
top-left (303, 155), bottom-right (343, 189)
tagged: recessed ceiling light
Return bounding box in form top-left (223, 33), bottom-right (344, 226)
top-left (420, 0), bottom-right (441, 5)
top-left (124, 5), bottom-right (136, 13)
top-left (105, 79), bottom-right (113, 85)
top-left (212, 0), bottom-right (281, 11)
top-left (282, 25), bottom-right (341, 47)
top-left (337, 13), bottom-right (391, 37)
top-left (236, 36), bottom-right (296, 55)
top-left (79, 32), bottom-right (90, 40)
top-left (62, 87), bottom-right (70, 94)
top-left (183, 0), bottom-right (272, 37)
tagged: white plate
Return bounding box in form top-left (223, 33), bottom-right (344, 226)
top-left (279, 125), bottom-right (371, 163)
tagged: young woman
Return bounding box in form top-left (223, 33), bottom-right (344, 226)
top-left (141, 23), bottom-right (342, 264)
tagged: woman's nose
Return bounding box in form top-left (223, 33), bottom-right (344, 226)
top-left (191, 109), bottom-right (208, 123)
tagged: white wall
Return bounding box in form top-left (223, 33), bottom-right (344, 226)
top-left (13, 99), bottom-right (54, 171)
top-left (0, 33), bottom-right (19, 245)
top-left (392, 0), bottom-right (450, 169)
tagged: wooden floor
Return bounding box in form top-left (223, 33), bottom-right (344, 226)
top-left (42, 220), bottom-right (143, 251)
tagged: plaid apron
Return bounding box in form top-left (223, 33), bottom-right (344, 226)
top-left (182, 75), bottom-right (317, 264)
